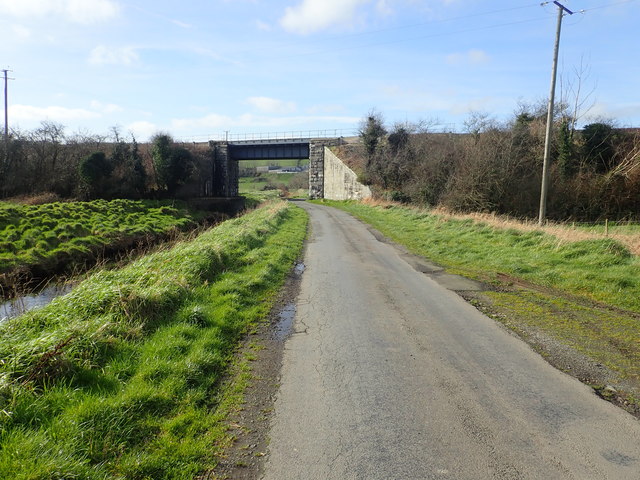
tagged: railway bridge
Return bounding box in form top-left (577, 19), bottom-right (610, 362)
top-left (207, 137), bottom-right (337, 200)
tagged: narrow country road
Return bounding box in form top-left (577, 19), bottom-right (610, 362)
top-left (261, 202), bottom-right (640, 480)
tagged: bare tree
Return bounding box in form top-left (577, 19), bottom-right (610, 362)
top-left (559, 55), bottom-right (597, 136)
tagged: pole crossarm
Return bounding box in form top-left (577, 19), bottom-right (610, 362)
top-left (553, 1), bottom-right (574, 15)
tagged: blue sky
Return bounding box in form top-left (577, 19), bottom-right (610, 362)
top-left (1, 0), bottom-right (638, 141)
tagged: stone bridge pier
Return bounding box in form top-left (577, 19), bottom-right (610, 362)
top-left (308, 142), bottom-right (325, 200)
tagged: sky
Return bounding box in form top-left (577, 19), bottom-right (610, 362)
top-left (1, 0), bottom-right (639, 142)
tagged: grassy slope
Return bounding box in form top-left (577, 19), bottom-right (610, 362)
top-left (0, 199), bottom-right (206, 277)
top-left (0, 201), bottom-right (308, 479)
top-left (321, 200), bottom-right (640, 387)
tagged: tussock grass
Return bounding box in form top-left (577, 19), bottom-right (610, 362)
top-left (0, 201), bottom-right (308, 479)
top-left (0, 199), bottom-right (207, 289)
top-left (325, 200), bottom-right (640, 313)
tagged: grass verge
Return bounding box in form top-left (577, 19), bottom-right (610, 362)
top-left (321, 200), bottom-right (640, 312)
top-left (0, 200), bottom-right (308, 479)
top-left (319, 200), bottom-right (640, 402)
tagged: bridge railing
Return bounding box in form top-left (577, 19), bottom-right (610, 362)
top-left (176, 128), bottom-right (360, 143)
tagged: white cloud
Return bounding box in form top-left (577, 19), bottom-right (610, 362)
top-left (171, 19), bottom-right (193, 29)
top-left (380, 84), bottom-right (455, 111)
top-left (280, 0), bottom-right (370, 35)
top-left (89, 45), bottom-right (139, 66)
top-left (127, 121), bottom-right (159, 141)
top-left (255, 19), bottom-right (272, 31)
top-left (12, 24), bottom-right (32, 40)
top-left (585, 102), bottom-right (640, 124)
top-left (449, 97), bottom-right (495, 115)
top-left (468, 49), bottom-right (490, 64)
top-left (66, 0), bottom-right (119, 24)
top-left (306, 104), bottom-right (347, 114)
top-left (172, 114), bottom-right (233, 130)
top-left (90, 100), bottom-right (123, 114)
top-left (0, 0), bottom-right (120, 24)
top-left (171, 113), bottom-right (360, 131)
top-left (10, 104), bottom-right (100, 122)
top-left (376, 0), bottom-right (393, 17)
top-left (246, 97), bottom-right (297, 114)
top-left (446, 49), bottom-right (490, 66)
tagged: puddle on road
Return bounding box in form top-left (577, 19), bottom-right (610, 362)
top-left (272, 262), bottom-right (305, 341)
top-left (1, 283), bottom-right (74, 324)
top-left (273, 303), bottom-right (296, 341)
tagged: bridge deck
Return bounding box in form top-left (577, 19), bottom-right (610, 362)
top-left (228, 140), bottom-right (311, 161)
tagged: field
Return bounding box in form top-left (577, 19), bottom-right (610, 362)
top-left (321, 200), bottom-right (640, 400)
top-left (238, 159), bottom-right (308, 168)
top-left (240, 172), bottom-right (308, 198)
top-left (0, 199), bottom-right (209, 288)
top-left (0, 200), bottom-right (308, 479)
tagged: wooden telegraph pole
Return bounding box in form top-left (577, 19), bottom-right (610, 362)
top-left (2, 69), bottom-right (13, 161)
top-left (538, 2), bottom-right (573, 226)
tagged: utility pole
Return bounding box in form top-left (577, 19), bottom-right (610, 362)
top-left (538, 2), bottom-right (573, 226)
top-left (2, 69), bottom-right (13, 161)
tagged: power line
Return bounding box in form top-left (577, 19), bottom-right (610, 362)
top-left (579, 0), bottom-right (640, 13)
top-left (242, 2), bottom-right (546, 59)
top-left (317, 2), bottom-right (544, 41)
top-left (247, 0), bottom-right (638, 60)
top-left (283, 16), bottom-right (552, 59)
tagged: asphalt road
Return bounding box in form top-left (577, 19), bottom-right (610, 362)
top-left (262, 202), bottom-right (640, 480)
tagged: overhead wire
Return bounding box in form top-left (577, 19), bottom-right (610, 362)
top-left (270, 0), bottom-right (638, 60)
top-left (313, 2), bottom-right (544, 42)
top-left (241, 2), bottom-right (546, 58)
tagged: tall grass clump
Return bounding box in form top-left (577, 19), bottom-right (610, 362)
top-left (0, 199), bottom-right (208, 285)
top-left (0, 200), bottom-right (308, 479)
top-left (322, 200), bottom-right (640, 313)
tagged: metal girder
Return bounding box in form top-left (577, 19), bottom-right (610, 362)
top-left (228, 141), bottom-right (310, 160)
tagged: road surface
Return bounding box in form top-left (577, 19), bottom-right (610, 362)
top-left (262, 202), bottom-right (640, 479)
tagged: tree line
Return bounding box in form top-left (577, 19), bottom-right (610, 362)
top-left (0, 122), bottom-right (207, 201)
top-left (358, 106), bottom-right (640, 221)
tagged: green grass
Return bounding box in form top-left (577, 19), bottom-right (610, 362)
top-left (240, 172), bottom-right (308, 199)
top-left (320, 201), bottom-right (640, 312)
top-left (0, 199), bottom-right (207, 279)
top-left (238, 159), bottom-right (308, 168)
top-left (573, 221), bottom-right (640, 235)
top-left (239, 173), bottom-right (295, 192)
top-left (0, 201), bottom-right (308, 479)
top-left (480, 289), bottom-right (640, 382)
